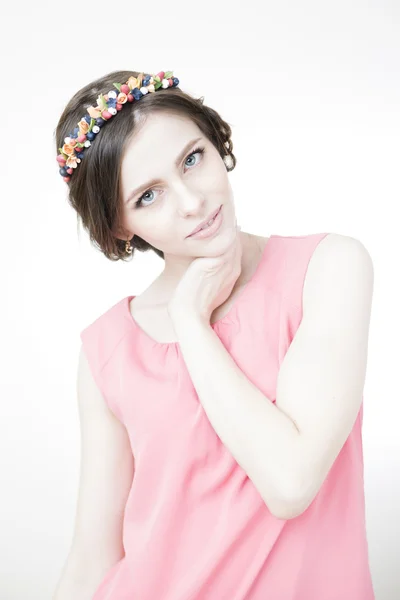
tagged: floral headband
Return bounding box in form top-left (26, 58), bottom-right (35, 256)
top-left (56, 71), bottom-right (179, 182)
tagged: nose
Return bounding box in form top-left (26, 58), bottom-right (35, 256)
top-left (174, 182), bottom-right (206, 217)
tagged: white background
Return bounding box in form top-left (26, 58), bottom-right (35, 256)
top-left (1, 1), bottom-right (399, 598)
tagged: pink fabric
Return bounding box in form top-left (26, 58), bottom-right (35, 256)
top-left (80, 233), bottom-right (375, 600)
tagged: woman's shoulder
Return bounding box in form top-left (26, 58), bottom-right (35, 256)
top-left (80, 295), bottom-right (131, 364)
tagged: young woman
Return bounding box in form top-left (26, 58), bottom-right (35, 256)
top-left (53, 70), bottom-right (375, 600)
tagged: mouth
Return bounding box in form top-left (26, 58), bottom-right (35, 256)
top-left (186, 205), bottom-right (222, 238)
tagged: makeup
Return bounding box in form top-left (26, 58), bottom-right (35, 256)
top-left (186, 205), bottom-right (223, 240)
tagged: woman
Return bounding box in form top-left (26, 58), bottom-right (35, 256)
top-left (53, 70), bottom-right (375, 599)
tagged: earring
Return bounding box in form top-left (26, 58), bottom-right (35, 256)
top-left (125, 237), bottom-right (133, 254)
top-left (223, 153), bottom-right (233, 168)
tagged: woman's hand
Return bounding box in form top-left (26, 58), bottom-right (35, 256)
top-left (167, 223), bottom-right (243, 327)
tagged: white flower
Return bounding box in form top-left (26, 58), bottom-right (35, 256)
top-left (107, 90), bottom-right (117, 99)
top-left (140, 86), bottom-right (149, 94)
top-left (108, 107), bottom-right (117, 115)
top-left (162, 79), bottom-right (169, 89)
top-left (92, 125), bottom-right (100, 133)
top-left (84, 140), bottom-right (91, 148)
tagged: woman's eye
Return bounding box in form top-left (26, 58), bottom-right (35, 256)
top-left (184, 148), bottom-right (203, 168)
top-left (135, 146), bottom-right (205, 208)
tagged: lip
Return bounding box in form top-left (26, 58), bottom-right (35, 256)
top-left (186, 205), bottom-right (222, 238)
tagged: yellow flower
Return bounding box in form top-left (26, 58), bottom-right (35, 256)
top-left (127, 76), bottom-right (139, 90)
top-left (87, 105), bottom-right (102, 119)
top-left (87, 94), bottom-right (108, 119)
top-left (62, 143), bottom-right (75, 156)
top-left (78, 119), bottom-right (90, 134)
top-left (117, 92), bottom-right (128, 104)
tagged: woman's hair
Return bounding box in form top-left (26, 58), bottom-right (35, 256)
top-left (54, 70), bottom-right (237, 261)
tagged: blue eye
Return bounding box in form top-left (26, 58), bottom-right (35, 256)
top-left (134, 146), bottom-right (205, 208)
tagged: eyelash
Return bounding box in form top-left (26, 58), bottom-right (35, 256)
top-left (134, 146), bottom-right (206, 208)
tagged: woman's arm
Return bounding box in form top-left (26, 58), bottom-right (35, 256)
top-left (53, 345), bottom-right (135, 599)
top-left (170, 234), bottom-right (373, 520)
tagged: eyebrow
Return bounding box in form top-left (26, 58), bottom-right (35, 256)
top-left (125, 136), bottom-right (203, 204)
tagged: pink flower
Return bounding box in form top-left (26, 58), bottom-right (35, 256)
top-left (66, 155), bottom-right (81, 168)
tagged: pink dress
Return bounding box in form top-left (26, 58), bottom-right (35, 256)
top-left (80, 232), bottom-right (375, 600)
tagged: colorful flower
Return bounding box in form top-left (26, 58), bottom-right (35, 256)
top-left (58, 71), bottom-right (177, 181)
top-left (87, 105), bottom-right (101, 119)
top-left (117, 92), bottom-right (128, 104)
top-left (66, 155), bottom-right (81, 168)
top-left (78, 119), bottom-right (90, 135)
top-left (62, 143), bottom-right (75, 156)
top-left (127, 75), bottom-right (139, 90)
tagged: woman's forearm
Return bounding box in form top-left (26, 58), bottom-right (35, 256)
top-left (172, 316), bottom-right (301, 519)
top-left (53, 550), bottom-right (108, 600)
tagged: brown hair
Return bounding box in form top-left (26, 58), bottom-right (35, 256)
top-left (54, 70), bottom-right (237, 261)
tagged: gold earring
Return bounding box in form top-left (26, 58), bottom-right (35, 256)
top-left (125, 237), bottom-right (133, 254)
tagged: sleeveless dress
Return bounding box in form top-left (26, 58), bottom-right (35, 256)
top-left (80, 233), bottom-right (375, 600)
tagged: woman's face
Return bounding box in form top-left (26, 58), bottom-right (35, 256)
top-left (118, 111), bottom-right (236, 264)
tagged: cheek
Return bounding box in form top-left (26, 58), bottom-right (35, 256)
top-left (203, 159), bottom-right (229, 189)
top-left (121, 208), bottom-right (135, 228)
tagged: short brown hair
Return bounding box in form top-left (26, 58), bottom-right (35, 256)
top-left (54, 70), bottom-right (237, 261)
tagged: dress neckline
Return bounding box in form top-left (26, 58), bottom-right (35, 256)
top-left (124, 235), bottom-right (277, 348)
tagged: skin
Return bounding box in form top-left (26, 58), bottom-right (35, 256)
top-left (115, 111), bottom-right (268, 318)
